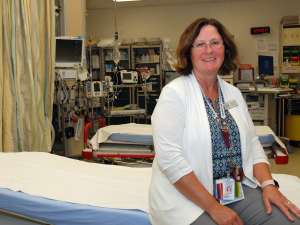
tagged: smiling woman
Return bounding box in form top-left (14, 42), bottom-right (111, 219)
top-left (175, 18), bottom-right (237, 76)
top-left (149, 17), bottom-right (300, 225)
top-left (191, 25), bottom-right (225, 82)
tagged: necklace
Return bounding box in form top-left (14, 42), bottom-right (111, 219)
top-left (195, 75), bottom-right (230, 149)
top-left (204, 86), bottom-right (231, 149)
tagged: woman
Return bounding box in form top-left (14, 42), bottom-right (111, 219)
top-left (149, 18), bottom-right (300, 225)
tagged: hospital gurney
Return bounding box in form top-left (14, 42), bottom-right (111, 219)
top-left (0, 152), bottom-right (300, 225)
top-left (84, 123), bottom-right (155, 160)
top-left (0, 152), bottom-right (151, 225)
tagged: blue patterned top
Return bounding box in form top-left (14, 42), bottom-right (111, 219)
top-left (203, 92), bottom-right (242, 179)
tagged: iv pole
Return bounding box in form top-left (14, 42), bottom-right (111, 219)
top-left (112, 0), bottom-right (121, 69)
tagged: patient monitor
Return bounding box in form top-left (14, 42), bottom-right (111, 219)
top-left (92, 81), bottom-right (104, 97)
top-left (120, 70), bottom-right (138, 84)
top-left (86, 81), bottom-right (104, 97)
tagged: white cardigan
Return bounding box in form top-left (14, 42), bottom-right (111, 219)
top-left (149, 74), bottom-right (268, 225)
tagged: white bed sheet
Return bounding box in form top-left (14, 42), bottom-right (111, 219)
top-left (0, 152), bottom-right (151, 212)
top-left (90, 123), bottom-right (152, 149)
top-left (272, 173), bottom-right (300, 207)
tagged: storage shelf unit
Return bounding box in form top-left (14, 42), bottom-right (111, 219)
top-left (86, 42), bottom-right (163, 118)
top-left (131, 43), bottom-right (163, 115)
top-left (280, 24), bottom-right (300, 74)
top-left (131, 43), bottom-right (163, 90)
top-left (102, 45), bottom-right (131, 78)
top-left (86, 45), bottom-right (102, 80)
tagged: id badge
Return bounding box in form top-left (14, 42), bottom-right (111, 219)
top-left (214, 177), bottom-right (245, 205)
top-left (224, 100), bottom-right (238, 110)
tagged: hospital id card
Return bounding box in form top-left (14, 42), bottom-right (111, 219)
top-left (224, 100), bottom-right (238, 110)
top-left (214, 177), bottom-right (245, 205)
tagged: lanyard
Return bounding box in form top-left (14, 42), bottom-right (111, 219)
top-left (194, 75), bottom-right (231, 149)
top-left (195, 75), bottom-right (225, 121)
top-left (202, 84), bottom-right (226, 121)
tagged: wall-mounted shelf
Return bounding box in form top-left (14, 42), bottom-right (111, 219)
top-left (280, 24), bottom-right (300, 74)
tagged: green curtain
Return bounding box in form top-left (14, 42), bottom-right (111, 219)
top-left (1, 0), bottom-right (55, 152)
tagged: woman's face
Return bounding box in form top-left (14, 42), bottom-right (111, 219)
top-left (191, 25), bottom-right (225, 77)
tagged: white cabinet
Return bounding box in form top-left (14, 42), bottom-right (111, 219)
top-left (243, 92), bottom-right (267, 124)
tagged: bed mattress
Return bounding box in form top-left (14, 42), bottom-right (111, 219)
top-left (0, 152), bottom-right (151, 225)
top-left (0, 188), bottom-right (150, 225)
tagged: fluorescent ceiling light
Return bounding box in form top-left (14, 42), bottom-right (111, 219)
top-left (113, 0), bottom-right (142, 2)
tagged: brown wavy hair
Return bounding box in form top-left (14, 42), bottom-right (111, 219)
top-left (175, 18), bottom-right (238, 75)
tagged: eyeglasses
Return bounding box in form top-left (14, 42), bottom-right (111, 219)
top-left (192, 39), bottom-right (223, 50)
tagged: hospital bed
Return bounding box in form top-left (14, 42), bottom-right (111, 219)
top-left (0, 125), bottom-right (297, 225)
top-left (0, 152), bottom-right (300, 225)
top-left (0, 152), bottom-right (151, 225)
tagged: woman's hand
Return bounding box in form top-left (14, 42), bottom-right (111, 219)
top-left (262, 185), bottom-right (300, 221)
top-left (207, 203), bottom-right (244, 225)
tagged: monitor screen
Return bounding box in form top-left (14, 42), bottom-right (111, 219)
top-left (55, 37), bottom-right (84, 68)
top-left (93, 82), bottom-right (100, 91)
top-left (123, 73), bottom-right (132, 80)
top-left (258, 55), bottom-right (274, 76)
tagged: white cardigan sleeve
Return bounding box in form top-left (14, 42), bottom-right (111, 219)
top-left (151, 84), bottom-right (193, 184)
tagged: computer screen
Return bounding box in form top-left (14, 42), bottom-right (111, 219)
top-left (258, 55), bottom-right (274, 76)
top-left (55, 37), bottom-right (85, 68)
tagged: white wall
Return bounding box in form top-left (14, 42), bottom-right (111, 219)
top-left (63, 0), bottom-right (86, 36)
top-left (86, 0), bottom-right (300, 74)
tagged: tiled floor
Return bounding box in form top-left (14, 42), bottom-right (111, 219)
top-left (270, 146), bottom-right (300, 177)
